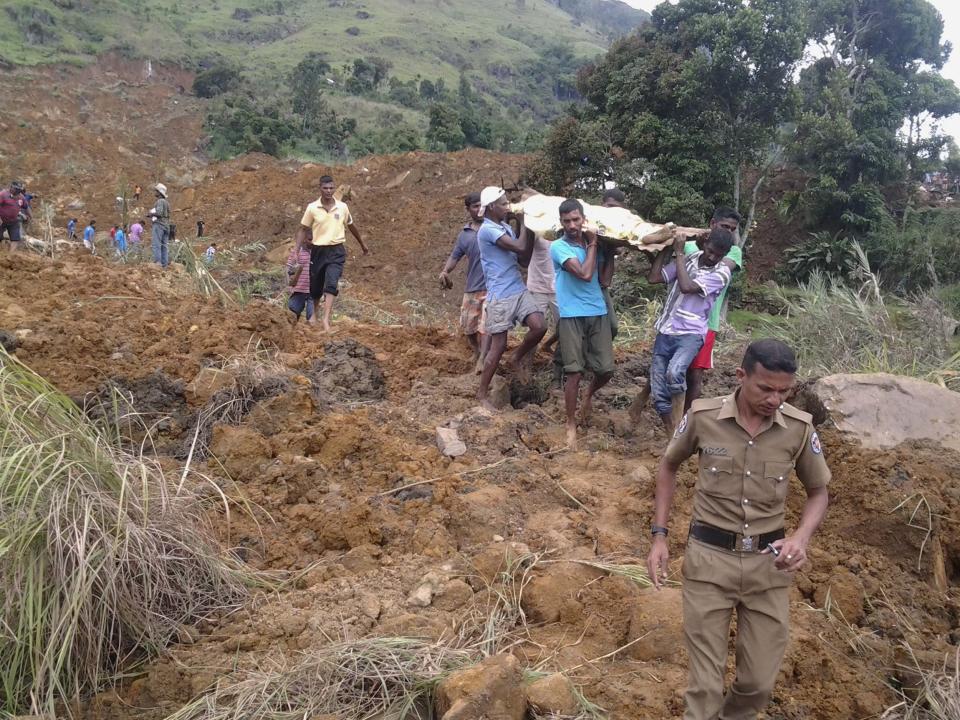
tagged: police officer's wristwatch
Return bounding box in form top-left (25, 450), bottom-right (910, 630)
top-left (651, 525), bottom-right (669, 538)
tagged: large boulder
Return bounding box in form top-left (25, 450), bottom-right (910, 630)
top-left (811, 373), bottom-right (960, 452)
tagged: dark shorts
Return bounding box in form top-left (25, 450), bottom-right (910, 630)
top-left (0, 221), bottom-right (22, 243)
top-left (309, 244), bottom-right (346, 297)
top-left (287, 292), bottom-right (314, 319)
top-left (558, 314), bottom-right (615, 375)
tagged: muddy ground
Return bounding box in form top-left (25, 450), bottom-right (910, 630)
top-left (2, 58), bottom-right (959, 720)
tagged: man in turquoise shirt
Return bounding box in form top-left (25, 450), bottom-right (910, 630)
top-left (683, 207), bottom-right (743, 409)
top-left (550, 198), bottom-right (614, 449)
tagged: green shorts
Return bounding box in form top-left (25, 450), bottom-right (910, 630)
top-left (558, 315), bottom-right (615, 375)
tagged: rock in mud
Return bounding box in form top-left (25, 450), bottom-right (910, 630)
top-left (407, 583), bottom-right (434, 607)
top-left (626, 587), bottom-right (684, 661)
top-left (436, 426), bottom-right (467, 457)
top-left (521, 561), bottom-right (605, 624)
top-left (812, 373), bottom-right (960, 452)
top-left (488, 375), bottom-right (511, 409)
top-left (358, 592), bottom-right (381, 620)
top-left (434, 579), bottom-right (474, 611)
top-left (0, 329), bottom-right (17, 353)
top-left (209, 425), bottom-right (272, 480)
top-left (813, 568), bottom-right (865, 624)
top-left (436, 653), bottom-right (526, 720)
top-left (525, 672), bottom-right (579, 716)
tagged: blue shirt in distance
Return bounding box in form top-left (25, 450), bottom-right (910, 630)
top-left (477, 218), bottom-right (526, 301)
top-left (551, 236), bottom-right (607, 318)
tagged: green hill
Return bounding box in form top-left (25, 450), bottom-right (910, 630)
top-left (2, 0), bottom-right (648, 158)
top-left (1, 0), bottom-right (646, 90)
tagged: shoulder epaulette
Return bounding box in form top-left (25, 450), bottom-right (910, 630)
top-left (780, 403), bottom-right (813, 424)
top-left (690, 397), bottom-right (725, 413)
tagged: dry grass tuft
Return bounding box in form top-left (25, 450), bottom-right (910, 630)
top-left (883, 647), bottom-right (960, 720)
top-left (164, 637), bottom-right (475, 720)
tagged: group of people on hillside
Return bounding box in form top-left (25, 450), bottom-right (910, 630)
top-left (437, 186), bottom-right (743, 447)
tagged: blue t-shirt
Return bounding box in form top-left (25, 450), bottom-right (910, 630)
top-left (83, 226), bottom-right (95, 242)
top-left (67, 219), bottom-right (76, 234)
top-left (449, 225), bottom-right (486, 293)
top-left (477, 218), bottom-right (526, 301)
top-left (550, 237), bottom-right (607, 318)
top-left (115, 229), bottom-right (126, 245)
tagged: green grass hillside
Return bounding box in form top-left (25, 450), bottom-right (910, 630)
top-left (1, 0), bottom-right (647, 90)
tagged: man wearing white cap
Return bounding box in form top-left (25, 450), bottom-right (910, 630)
top-left (476, 186), bottom-right (546, 411)
top-left (148, 183), bottom-right (171, 268)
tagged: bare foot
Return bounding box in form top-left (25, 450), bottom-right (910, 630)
top-left (479, 398), bottom-right (499, 415)
top-left (565, 422), bottom-right (578, 450)
top-left (474, 355), bottom-right (485, 375)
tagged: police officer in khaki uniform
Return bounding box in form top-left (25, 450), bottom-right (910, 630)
top-left (646, 339), bottom-right (830, 720)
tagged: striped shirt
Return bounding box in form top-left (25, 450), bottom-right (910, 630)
top-left (286, 247), bottom-right (311, 294)
top-left (656, 251), bottom-right (732, 336)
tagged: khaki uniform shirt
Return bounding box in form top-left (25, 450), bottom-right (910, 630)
top-left (664, 391), bottom-right (831, 536)
top-left (301, 199), bottom-right (353, 246)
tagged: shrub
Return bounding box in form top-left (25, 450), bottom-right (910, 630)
top-left (193, 64), bottom-right (242, 98)
top-left (781, 230), bottom-right (860, 284)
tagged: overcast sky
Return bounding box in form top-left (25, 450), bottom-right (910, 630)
top-left (620, 0), bottom-right (960, 143)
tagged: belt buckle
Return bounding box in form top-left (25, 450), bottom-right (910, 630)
top-left (739, 535), bottom-right (755, 552)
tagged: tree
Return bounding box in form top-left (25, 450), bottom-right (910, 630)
top-left (193, 64), bottom-right (242, 98)
top-left (426, 103), bottom-right (466, 151)
top-left (791, 0), bottom-right (958, 235)
top-left (538, 0), bottom-right (807, 234)
top-left (345, 56), bottom-right (393, 94)
top-left (290, 53), bottom-right (332, 132)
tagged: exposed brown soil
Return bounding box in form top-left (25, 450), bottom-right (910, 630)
top-left (2, 58), bottom-right (959, 720)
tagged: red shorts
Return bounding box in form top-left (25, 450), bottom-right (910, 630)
top-left (689, 330), bottom-right (716, 370)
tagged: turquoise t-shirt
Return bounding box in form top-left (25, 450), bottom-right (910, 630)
top-left (550, 237), bottom-right (607, 318)
top-left (684, 240), bottom-right (743, 331)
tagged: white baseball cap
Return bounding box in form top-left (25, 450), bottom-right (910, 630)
top-left (154, 183), bottom-right (168, 198)
top-left (479, 186), bottom-right (505, 216)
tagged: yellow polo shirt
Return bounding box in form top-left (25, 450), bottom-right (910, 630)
top-left (300, 199), bottom-right (353, 246)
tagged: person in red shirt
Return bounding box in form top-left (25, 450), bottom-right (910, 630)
top-left (0, 181), bottom-right (26, 251)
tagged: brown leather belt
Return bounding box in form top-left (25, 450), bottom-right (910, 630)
top-left (689, 520), bottom-right (785, 553)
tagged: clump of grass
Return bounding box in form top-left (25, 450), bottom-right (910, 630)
top-left (171, 240), bottom-right (233, 302)
top-left (543, 555), bottom-right (675, 589)
top-left (767, 267), bottom-right (959, 389)
top-left (0, 349), bottom-right (249, 716)
top-left (884, 647), bottom-right (960, 720)
top-left (185, 342), bottom-right (292, 459)
top-left (164, 637), bottom-right (476, 720)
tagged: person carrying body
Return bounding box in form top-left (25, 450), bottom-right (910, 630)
top-left (439, 191), bottom-right (490, 371)
top-left (647, 229), bottom-right (735, 434)
top-left (475, 186), bottom-right (546, 412)
top-left (550, 199), bottom-right (615, 449)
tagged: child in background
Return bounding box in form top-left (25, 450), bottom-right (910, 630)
top-left (286, 242), bottom-right (314, 323)
top-left (204, 242), bottom-right (217, 264)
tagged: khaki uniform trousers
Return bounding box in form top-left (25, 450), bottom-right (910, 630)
top-left (682, 539), bottom-right (791, 720)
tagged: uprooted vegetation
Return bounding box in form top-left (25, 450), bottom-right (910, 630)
top-left (0, 349), bottom-right (249, 716)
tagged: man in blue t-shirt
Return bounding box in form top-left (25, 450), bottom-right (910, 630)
top-left (551, 198), bottom-right (615, 449)
top-left (476, 186), bottom-right (546, 411)
top-left (439, 192), bottom-right (490, 369)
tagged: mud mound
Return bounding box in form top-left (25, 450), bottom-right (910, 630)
top-left (308, 339), bottom-right (386, 403)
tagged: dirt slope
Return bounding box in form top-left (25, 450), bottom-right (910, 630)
top-left (2, 58), bottom-right (959, 720)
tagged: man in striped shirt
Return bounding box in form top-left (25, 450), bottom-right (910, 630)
top-left (647, 228), bottom-right (735, 434)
